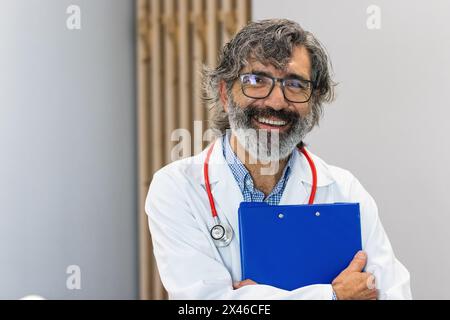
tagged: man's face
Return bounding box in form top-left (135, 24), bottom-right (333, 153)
top-left (222, 46), bottom-right (316, 162)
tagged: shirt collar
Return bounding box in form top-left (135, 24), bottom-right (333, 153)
top-left (222, 132), bottom-right (296, 193)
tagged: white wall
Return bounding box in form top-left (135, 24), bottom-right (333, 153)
top-left (0, 0), bottom-right (137, 299)
top-left (254, 0), bottom-right (450, 299)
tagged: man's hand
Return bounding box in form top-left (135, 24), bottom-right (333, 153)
top-left (234, 252), bottom-right (377, 299)
top-left (233, 279), bottom-right (257, 289)
top-left (332, 251), bottom-right (378, 300)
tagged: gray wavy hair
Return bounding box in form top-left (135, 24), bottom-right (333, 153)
top-left (203, 19), bottom-right (336, 134)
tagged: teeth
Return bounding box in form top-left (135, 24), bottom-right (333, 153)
top-left (257, 117), bottom-right (287, 126)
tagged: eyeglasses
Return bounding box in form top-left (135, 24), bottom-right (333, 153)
top-left (239, 73), bottom-right (314, 103)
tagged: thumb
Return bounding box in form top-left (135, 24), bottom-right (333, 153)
top-left (344, 251), bottom-right (367, 273)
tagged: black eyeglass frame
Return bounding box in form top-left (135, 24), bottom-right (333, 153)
top-left (238, 73), bottom-right (315, 103)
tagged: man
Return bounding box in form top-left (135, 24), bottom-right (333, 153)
top-left (145, 19), bottom-right (411, 300)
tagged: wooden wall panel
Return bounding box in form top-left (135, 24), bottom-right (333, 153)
top-left (136, 0), bottom-right (252, 300)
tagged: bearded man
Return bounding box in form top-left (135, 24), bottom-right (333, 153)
top-left (145, 19), bottom-right (412, 300)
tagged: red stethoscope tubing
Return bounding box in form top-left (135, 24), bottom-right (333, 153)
top-left (300, 147), bottom-right (317, 205)
top-left (203, 140), bottom-right (318, 218)
top-left (204, 142), bottom-right (219, 218)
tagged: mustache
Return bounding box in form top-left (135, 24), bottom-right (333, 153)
top-left (242, 105), bottom-right (300, 123)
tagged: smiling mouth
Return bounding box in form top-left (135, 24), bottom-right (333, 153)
top-left (253, 116), bottom-right (292, 130)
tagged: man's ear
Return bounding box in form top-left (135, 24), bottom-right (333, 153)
top-left (219, 81), bottom-right (229, 113)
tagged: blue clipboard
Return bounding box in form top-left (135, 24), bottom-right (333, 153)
top-left (238, 202), bottom-right (362, 291)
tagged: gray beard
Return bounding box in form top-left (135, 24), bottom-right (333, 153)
top-left (227, 100), bottom-right (315, 163)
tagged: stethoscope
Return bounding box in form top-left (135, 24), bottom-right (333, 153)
top-left (204, 139), bottom-right (318, 247)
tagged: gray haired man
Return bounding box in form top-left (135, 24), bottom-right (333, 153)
top-left (146, 19), bottom-right (412, 300)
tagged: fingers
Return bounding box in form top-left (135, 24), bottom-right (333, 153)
top-left (344, 251), bottom-right (368, 273)
top-left (233, 279), bottom-right (257, 289)
top-left (362, 288), bottom-right (378, 300)
top-left (365, 275), bottom-right (378, 300)
top-left (333, 271), bottom-right (378, 300)
top-left (358, 273), bottom-right (378, 300)
top-left (366, 273), bottom-right (376, 290)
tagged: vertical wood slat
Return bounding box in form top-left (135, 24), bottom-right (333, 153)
top-left (221, 0), bottom-right (234, 44)
top-left (163, 0), bottom-right (177, 162)
top-left (192, 0), bottom-right (204, 129)
top-left (150, 0), bottom-right (163, 173)
top-left (178, 0), bottom-right (190, 133)
top-left (150, 0), bottom-right (166, 300)
top-left (206, 0), bottom-right (218, 68)
top-left (136, 0), bottom-right (152, 301)
top-left (236, 0), bottom-right (251, 30)
top-left (137, 0), bottom-right (252, 300)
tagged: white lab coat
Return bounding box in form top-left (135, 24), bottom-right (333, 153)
top-left (145, 137), bottom-right (412, 300)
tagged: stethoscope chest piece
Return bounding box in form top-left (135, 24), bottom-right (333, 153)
top-left (210, 217), bottom-right (233, 247)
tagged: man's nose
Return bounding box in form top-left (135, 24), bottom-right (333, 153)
top-left (264, 82), bottom-right (289, 110)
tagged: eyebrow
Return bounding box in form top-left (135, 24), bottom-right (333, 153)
top-left (249, 69), bottom-right (311, 82)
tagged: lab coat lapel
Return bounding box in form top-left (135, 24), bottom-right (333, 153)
top-left (280, 146), bottom-right (336, 205)
top-left (201, 137), bottom-right (243, 232)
